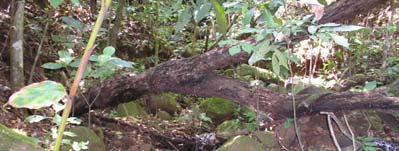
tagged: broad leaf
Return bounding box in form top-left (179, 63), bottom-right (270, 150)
top-left (42, 62), bottom-right (64, 69)
top-left (58, 50), bottom-right (74, 64)
top-left (50, 0), bottom-right (64, 8)
top-left (176, 7), bottom-right (192, 32)
top-left (261, 9), bottom-right (278, 28)
top-left (329, 33), bottom-right (349, 49)
top-left (308, 25), bottom-right (318, 34)
top-left (242, 8), bottom-right (255, 26)
top-left (8, 81), bottom-right (67, 109)
top-left (228, 45), bottom-right (241, 56)
top-left (71, 0), bottom-right (80, 6)
top-left (272, 53), bottom-right (280, 75)
top-left (363, 81), bottom-right (377, 92)
top-left (97, 54), bottom-right (112, 66)
top-left (61, 17), bottom-right (83, 30)
top-left (25, 115), bottom-right (48, 123)
top-left (249, 49), bottom-right (269, 65)
top-left (110, 58), bottom-right (134, 68)
top-left (194, 2), bottom-right (212, 22)
top-left (274, 50), bottom-right (288, 69)
top-left (210, 0), bottom-right (228, 34)
top-left (103, 46), bottom-right (116, 56)
top-left (240, 43), bottom-right (255, 53)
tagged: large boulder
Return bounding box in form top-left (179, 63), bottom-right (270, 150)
top-left (216, 120), bottom-right (243, 139)
top-left (217, 135), bottom-right (263, 151)
top-left (0, 124), bottom-right (44, 151)
top-left (62, 126), bottom-right (106, 151)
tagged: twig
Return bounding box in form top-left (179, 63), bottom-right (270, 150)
top-left (28, 21), bottom-right (49, 84)
top-left (343, 114), bottom-right (356, 151)
top-left (321, 112), bottom-right (342, 151)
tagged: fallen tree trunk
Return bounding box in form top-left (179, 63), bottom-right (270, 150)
top-left (72, 0), bottom-right (395, 119)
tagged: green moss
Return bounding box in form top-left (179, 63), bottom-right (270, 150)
top-left (115, 101), bottom-right (148, 118)
top-left (217, 135), bottom-right (263, 151)
top-left (199, 97), bottom-right (236, 123)
top-left (149, 93), bottom-right (182, 114)
top-left (0, 124), bottom-right (43, 151)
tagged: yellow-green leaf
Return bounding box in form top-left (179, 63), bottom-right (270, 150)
top-left (8, 81), bottom-right (67, 109)
top-left (210, 0), bottom-right (228, 34)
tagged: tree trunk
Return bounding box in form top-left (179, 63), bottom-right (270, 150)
top-left (68, 0), bottom-right (398, 119)
top-left (9, 0), bottom-right (24, 90)
top-left (108, 0), bottom-right (126, 47)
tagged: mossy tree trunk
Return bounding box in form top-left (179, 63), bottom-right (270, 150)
top-left (67, 0), bottom-right (399, 119)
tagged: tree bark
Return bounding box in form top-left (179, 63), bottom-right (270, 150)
top-left (9, 0), bottom-right (25, 90)
top-left (108, 0), bottom-right (126, 47)
top-left (68, 0), bottom-right (397, 119)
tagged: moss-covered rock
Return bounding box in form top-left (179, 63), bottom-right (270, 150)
top-left (115, 101), bottom-right (148, 118)
top-left (217, 135), bottom-right (263, 151)
top-left (148, 93), bottom-right (182, 114)
top-left (253, 131), bottom-right (278, 149)
top-left (199, 97), bottom-right (236, 124)
top-left (0, 124), bottom-right (43, 151)
top-left (216, 120), bottom-right (243, 139)
top-left (156, 110), bottom-right (173, 120)
top-left (62, 126), bottom-right (106, 151)
top-left (387, 80), bottom-right (399, 96)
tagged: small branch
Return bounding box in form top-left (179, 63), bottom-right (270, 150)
top-left (28, 21), bottom-right (49, 84)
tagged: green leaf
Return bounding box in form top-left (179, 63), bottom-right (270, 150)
top-left (89, 55), bottom-right (98, 61)
top-left (249, 49), bottom-right (269, 65)
top-left (240, 43), bottom-right (255, 53)
top-left (199, 113), bottom-right (212, 123)
top-left (363, 81), bottom-right (377, 92)
top-left (67, 117), bottom-right (81, 125)
top-left (308, 25), bottom-right (318, 34)
top-left (218, 39), bottom-right (238, 46)
top-left (110, 58), bottom-right (134, 68)
top-left (318, 23), bottom-right (340, 27)
top-left (194, 3), bottom-right (212, 22)
top-left (41, 62), bottom-right (64, 70)
top-left (71, 0), bottom-right (80, 6)
top-left (323, 25), bottom-right (364, 32)
top-left (8, 81), bottom-right (67, 109)
top-left (272, 53), bottom-right (280, 75)
top-left (329, 33), bottom-right (350, 49)
top-left (58, 50), bottom-right (71, 58)
top-left (58, 50), bottom-right (74, 64)
top-left (68, 59), bottom-right (81, 68)
top-left (25, 115), bottom-right (48, 123)
top-left (61, 17), bottom-right (83, 29)
top-left (274, 50), bottom-right (288, 69)
top-left (103, 46), bottom-right (116, 56)
top-left (52, 102), bottom-right (65, 113)
top-left (97, 54), bottom-right (111, 66)
top-left (50, 0), bottom-right (64, 8)
top-left (239, 28), bottom-right (258, 34)
top-left (261, 9), bottom-right (278, 28)
top-left (210, 0), bottom-right (228, 34)
top-left (283, 118), bottom-right (293, 128)
top-left (286, 53), bottom-right (301, 64)
top-left (228, 45), bottom-right (241, 56)
top-left (242, 9), bottom-right (255, 26)
top-left (176, 7), bottom-right (192, 32)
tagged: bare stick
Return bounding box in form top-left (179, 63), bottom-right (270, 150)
top-left (28, 21), bottom-right (49, 84)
